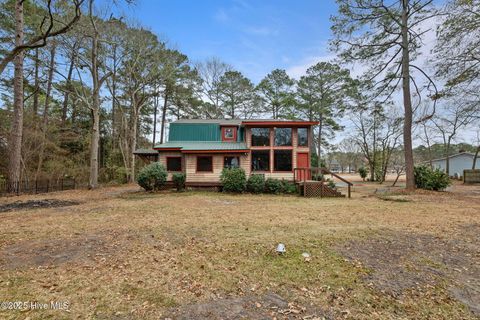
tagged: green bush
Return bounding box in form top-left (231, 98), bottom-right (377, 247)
top-left (137, 162), bottom-right (167, 191)
top-left (264, 178), bottom-right (284, 194)
top-left (172, 172), bottom-right (186, 191)
top-left (358, 167), bottom-right (368, 181)
top-left (220, 168), bottom-right (247, 193)
top-left (281, 179), bottom-right (298, 194)
top-left (247, 174), bottom-right (265, 193)
top-left (326, 178), bottom-right (336, 189)
top-left (414, 165), bottom-right (450, 191)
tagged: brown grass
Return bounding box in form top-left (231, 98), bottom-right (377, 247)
top-left (0, 183), bottom-right (479, 319)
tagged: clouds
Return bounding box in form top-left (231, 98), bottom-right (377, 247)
top-left (213, 9), bottom-right (229, 23)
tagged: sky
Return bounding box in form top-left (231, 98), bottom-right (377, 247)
top-left (111, 0), bottom-right (337, 83)
top-left (108, 0), bottom-right (477, 146)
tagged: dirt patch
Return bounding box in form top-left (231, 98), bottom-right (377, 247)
top-left (164, 292), bottom-right (331, 320)
top-left (336, 224), bottom-right (480, 316)
top-left (0, 199), bottom-right (80, 213)
top-left (0, 234), bottom-right (116, 269)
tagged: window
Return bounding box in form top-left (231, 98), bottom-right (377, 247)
top-left (251, 150), bottom-right (270, 171)
top-left (274, 150), bottom-right (292, 171)
top-left (224, 156), bottom-right (240, 169)
top-left (251, 128), bottom-right (270, 146)
top-left (196, 156), bottom-right (213, 172)
top-left (222, 127), bottom-right (236, 141)
top-left (224, 128), bottom-right (234, 138)
top-left (166, 157), bottom-right (182, 171)
top-left (297, 128), bottom-right (308, 147)
top-left (274, 128), bottom-right (292, 146)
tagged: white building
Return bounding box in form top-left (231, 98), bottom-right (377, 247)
top-left (431, 152), bottom-right (479, 177)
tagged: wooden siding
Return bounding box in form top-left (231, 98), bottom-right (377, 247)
top-left (185, 153), bottom-right (249, 183)
top-left (158, 151), bottom-right (184, 181)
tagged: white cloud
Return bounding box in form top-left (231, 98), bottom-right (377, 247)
top-left (285, 54), bottom-right (336, 79)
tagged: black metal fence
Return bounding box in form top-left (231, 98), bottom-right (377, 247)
top-left (0, 178), bottom-right (76, 196)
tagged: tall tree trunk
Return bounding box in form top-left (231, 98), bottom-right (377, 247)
top-left (317, 120), bottom-right (322, 169)
top-left (401, 0), bottom-right (415, 191)
top-left (111, 45), bottom-right (117, 149)
top-left (160, 89), bottom-right (168, 144)
top-left (35, 44), bottom-right (56, 179)
top-left (130, 106), bottom-right (138, 183)
top-left (152, 83), bottom-right (158, 148)
top-left (61, 43), bottom-right (76, 126)
top-left (89, 34), bottom-right (100, 189)
top-left (32, 48), bottom-right (39, 116)
top-left (473, 145), bottom-right (479, 170)
top-left (8, 0), bottom-right (24, 187)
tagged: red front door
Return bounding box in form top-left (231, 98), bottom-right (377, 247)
top-left (296, 152), bottom-right (310, 181)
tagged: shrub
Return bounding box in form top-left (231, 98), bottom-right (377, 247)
top-left (281, 179), bottom-right (298, 194)
top-left (172, 172), bottom-right (186, 191)
top-left (220, 168), bottom-right (247, 193)
top-left (264, 178), bottom-right (284, 194)
top-left (247, 174), bottom-right (265, 193)
top-left (414, 165), bottom-right (450, 191)
top-left (358, 167), bottom-right (368, 181)
top-left (137, 162), bottom-right (167, 191)
top-left (326, 178), bottom-right (336, 189)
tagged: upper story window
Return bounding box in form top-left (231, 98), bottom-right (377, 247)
top-left (222, 127), bottom-right (236, 141)
top-left (297, 128), bottom-right (308, 147)
top-left (274, 128), bottom-right (292, 146)
top-left (251, 128), bottom-right (270, 146)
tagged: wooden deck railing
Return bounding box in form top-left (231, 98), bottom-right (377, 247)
top-left (293, 167), bottom-right (353, 198)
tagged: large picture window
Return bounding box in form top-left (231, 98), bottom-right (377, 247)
top-left (224, 156), bottom-right (240, 168)
top-left (274, 128), bottom-right (292, 146)
top-left (274, 150), bottom-right (292, 171)
top-left (196, 156), bottom-right (213, 172)
top-left (251, 128), bottom-right (270, 146)
top-left (297, 128), bottom-right (308, 147)
top-left (166, 157), bottom-right (182, 171)
top-left (251, 150), bottom-right (270, 171)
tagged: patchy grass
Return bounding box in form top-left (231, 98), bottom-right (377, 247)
top-left (0, 184), bottom-right (479, 319)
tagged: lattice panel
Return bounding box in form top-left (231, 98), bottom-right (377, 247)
top-left (303, 182), bottom-right (345, 198)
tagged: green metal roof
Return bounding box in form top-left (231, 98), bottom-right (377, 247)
top-left (133, 148), bottom-right (159, 155)
top-left (154, 141), bottom-right (248, 151)
top-left (169, 123), bottom-right (221, 141)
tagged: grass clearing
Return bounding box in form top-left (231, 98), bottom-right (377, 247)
top-left (0, 183), bottom-right (479, 319)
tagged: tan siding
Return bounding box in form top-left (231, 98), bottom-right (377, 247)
top-left (158, 152), bottom-right (184, 181)
top-left (185, 154), bottom-right (249, 183)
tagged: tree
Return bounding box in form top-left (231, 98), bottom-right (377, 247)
top-left (256, 69), bottom-right (295, 119)
top-left (331, 0), bottom-right (438, 190)
top-left (217, 70), bottom-right (257, 119)
top-left (296, 62), bottom-right (355, 166)
top-left (431, 102), bottom-right (478, 175)
top-left (195, 57), bottom-right (231, 118)
top-left (0, 0), bottom-right (84, 75)
top-left (7, 0), bottom-right (25, 187)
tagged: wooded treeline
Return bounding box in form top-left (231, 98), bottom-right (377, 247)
top-left (0, 0), bottom-right (478, 189)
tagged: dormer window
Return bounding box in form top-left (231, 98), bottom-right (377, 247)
top-left (222, 127), bottom-right (237, 142)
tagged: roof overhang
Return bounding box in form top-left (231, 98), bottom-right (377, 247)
top-left (153, 147), bottom-right (182, 151)
top-left (181, 149), bottom-right (250, 154)
top-left (241, 120), bottom-right (319, 126)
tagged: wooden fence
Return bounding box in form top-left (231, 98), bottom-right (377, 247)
top-left (0, 178), bottom-right (77, 196)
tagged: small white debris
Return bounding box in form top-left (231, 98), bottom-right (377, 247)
top-left (276, 243), bottom-right (286, 254)
top-left (302, 252), bottom-right (311, 262)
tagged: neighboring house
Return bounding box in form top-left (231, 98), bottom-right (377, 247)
top-left (430, 152), bottom-right (479, 177)
top-left (134, 119), bottom-right (318, 186)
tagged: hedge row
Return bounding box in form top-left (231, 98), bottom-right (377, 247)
top-left (220, 168), bottom-right (297, 194)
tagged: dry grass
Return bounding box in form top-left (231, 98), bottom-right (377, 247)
top-left (0, 183), bottom-right (479, 319)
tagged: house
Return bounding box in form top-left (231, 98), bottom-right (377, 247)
top-left (134, 119), bottom-right (318, 186)
top-left (430, 152), bottom-right (479, 177)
